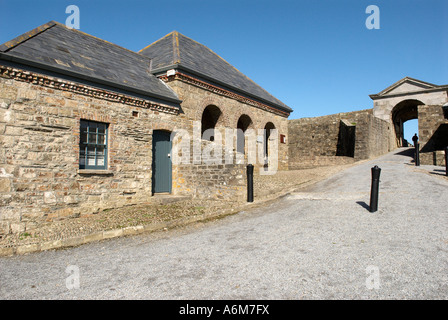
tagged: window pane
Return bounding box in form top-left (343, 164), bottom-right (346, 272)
top-left (96, 147), bottom-right (105, 166)
top-left (97, 134), bottom-right (105, 145)
top-left (79, 148), bottom-right (86, 166)
top-left (88, 133), bottom-right (97, 144)
top-left (80, 131), bottom-right (88, 144)
top-left (97, 125), bottom-right (106, 135)
top-left (87, 147), bottom-right (96, 166)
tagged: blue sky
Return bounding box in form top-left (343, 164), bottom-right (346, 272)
top-left (1, 0), bottom-right (447, 142)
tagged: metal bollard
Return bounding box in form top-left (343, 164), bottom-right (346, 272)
top-left (445, 146), bottom-right (448, 177)
top-left (369, 165), bottom-right (381, 212)
top-left (247, 164), bottom-right (254, 202)
top-left (415, 142), bottom-right (420, 166)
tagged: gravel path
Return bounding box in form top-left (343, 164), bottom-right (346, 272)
top-left (0, 163), bottom-right (350, 250)
top-left (0, 148), bottom-right (447, 300)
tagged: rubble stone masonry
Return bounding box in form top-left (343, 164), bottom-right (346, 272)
top-left (418, 105), bottom-right (448, 166)
top-left (288, 109), bottom-right (392, 169)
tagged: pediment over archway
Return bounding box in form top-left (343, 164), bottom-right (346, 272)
top-left (371, 77), bottom-right (441, 98)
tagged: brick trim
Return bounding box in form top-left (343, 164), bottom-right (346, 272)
top-left (160, 72), bottom-right (290, 118)
top-left (0, 65), bottom-right (180, 115)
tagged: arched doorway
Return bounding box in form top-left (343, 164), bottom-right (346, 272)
top-left (264, 122), bottom-right (276, 157)
top-left (236, 114), bottom-right (253, 154)
top-left (201, 105), bottom-right (222, 141)
top-left (391, 99), bottom-right (422, 147)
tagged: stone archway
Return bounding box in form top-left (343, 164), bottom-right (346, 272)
top-left (391, 99), bottom-right (422, 147)
top-left (201, 105), bottom-right (222, 141)
top-left (370, 77), bottom-right (448, 164)
top-left (264, 121), bottom-right (276, 157)
top-left (236, 114), bottom-right (253, 154)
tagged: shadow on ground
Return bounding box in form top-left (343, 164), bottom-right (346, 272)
top-left (395, 148), bottom-right (415, 158)
top-left (356, 201), bottom-right (370, 212)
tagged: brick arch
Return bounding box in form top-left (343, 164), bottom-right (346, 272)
top-left (237, 114), bottom-right (254, 130)
top-left (262, 120), bottom-right (278, 132)
top-left (196, 97), bottom-right (230, 128)
top-left (235, 113), bottom-right (256, 154)
top-left (152, 122), bottom-right (177, 132)
top-left (263, 121), bottom-right (278, 157)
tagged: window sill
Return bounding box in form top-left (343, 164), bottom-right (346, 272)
top-left (77, 169), bottom-right (113, 176)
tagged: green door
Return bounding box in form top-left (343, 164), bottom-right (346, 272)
top-left (152, 130), bottom-right (172, 193)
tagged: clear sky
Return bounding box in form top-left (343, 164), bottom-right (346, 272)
top-left (1, 0), bottom-right (447, 142)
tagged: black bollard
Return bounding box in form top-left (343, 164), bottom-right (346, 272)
top-left (247, 164), bottom-right (254, 202)
top-left (369, 165), bottom-right (381, 212)
top-left (415, 142), bottom-right (420, 166)
top-left (445, 146), bottom-right (448, 177)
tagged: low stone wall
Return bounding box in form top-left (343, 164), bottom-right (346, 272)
top-left (288, 109), bottom-right (392, 168)
top-left (172, 140), bottom-right (246, 201)
top-left (289, 156), bottom-right (356, 170)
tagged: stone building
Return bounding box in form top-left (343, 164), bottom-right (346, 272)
top-left (0, 21), bottom-right (291, 236)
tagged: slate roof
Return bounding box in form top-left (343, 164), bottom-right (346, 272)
top-left (139, 31), bottom-right (292, 113)
top-left (0, 21), bottom-right (181, 105)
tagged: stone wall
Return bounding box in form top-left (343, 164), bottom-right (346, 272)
top-left (364, 112), bottom-right (393, 159)
top-left (418, 104), bottom-right (448, 166)
top-left (288, 109), bottom-right (392, 169)
top-left (172, 140), bottom-right (246, 201)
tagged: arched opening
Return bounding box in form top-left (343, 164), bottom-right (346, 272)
top-left (403, 119), bottom-right (418, 146)
top-left (201, 105), bottom-right (222, 141)
top-left (264, 122), bottom-right (276, 157)
top-left (236, 114), bottom-right (253, 154)
top-left (391, 99), bottom-right (422, 147)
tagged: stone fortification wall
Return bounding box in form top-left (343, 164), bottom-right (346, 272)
top-left (288, 109), bottom-right (392, 169)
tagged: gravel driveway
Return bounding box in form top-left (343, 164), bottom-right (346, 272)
top-left (1, 148), bottom-right (447, 300)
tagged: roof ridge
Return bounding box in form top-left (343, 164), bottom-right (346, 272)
top-left (172, 31), bottom-right (180, 64)
top-left (0, 20), bottom-right (57, 52)
top-left (138, 31), bottom-right (177, 55)
top-left (1, 20), bottom-right (152, 63)
top-left (53, 22), bottom-right (151, 60)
